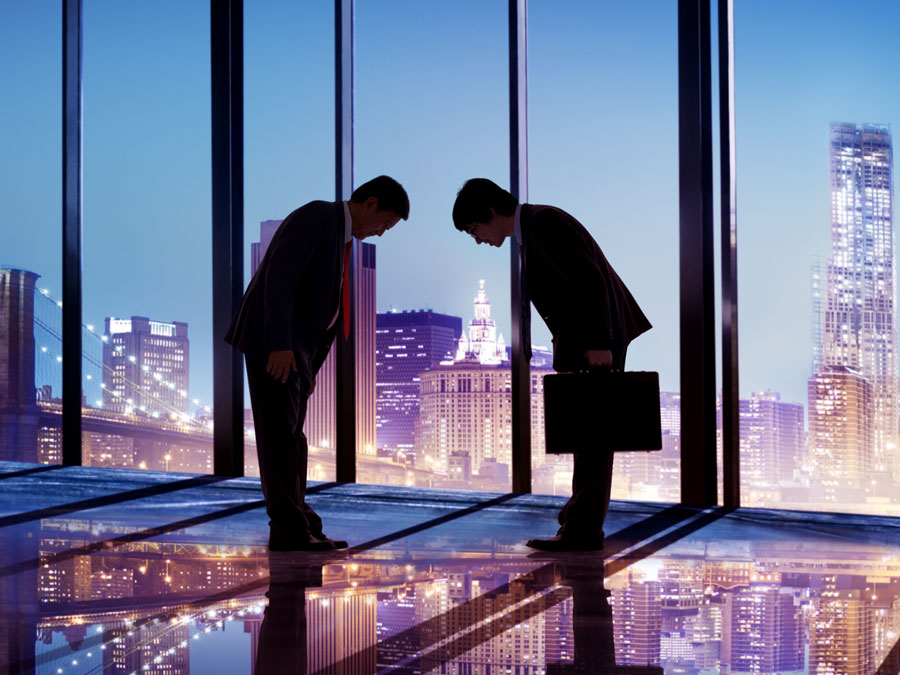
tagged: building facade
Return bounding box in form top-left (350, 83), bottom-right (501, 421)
top-left (102, 316), bottom-right (190, 418)
top-left (821, 123), bottom-right (896, 478)
top-left (375, 310), bottom-right (462, 458)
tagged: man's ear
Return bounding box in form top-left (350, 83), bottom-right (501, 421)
top-left (364, 196), bottom-right (379, 212)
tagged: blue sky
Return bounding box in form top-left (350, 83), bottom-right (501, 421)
top-left (3, 0), bottom-right (900, 412)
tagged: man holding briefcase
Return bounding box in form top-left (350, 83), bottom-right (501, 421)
top-left (452, 178), bottom-right (652, 552)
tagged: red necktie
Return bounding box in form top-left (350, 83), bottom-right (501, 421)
top-left (342, 241), bottom-right (352, 339)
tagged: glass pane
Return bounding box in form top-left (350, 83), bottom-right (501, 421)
top-left (82, 1), bottom-right (212, 473)
top-left (0, 4), bottom-right (62, 465)
top-left (357, 0), bottom-right (511, 491)
top-left (736, 0), bottom-right (900, 515)
top-left (243, 1), bottom-right (335, 480)
top-left (528, 2), bottom-right (680, 501)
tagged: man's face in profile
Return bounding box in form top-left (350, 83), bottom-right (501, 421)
top-left (465, 216), bottom-right (505, 248)
top-left (355, 198), bottom-right (401, 239)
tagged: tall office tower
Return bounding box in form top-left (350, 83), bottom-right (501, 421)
top-left (610, 573), bottom-right (662, 666)
top-left (720, 586), bottom-right (803, 673)
top-left (808, 365), bottom-right (873, 501)
top-left (306, 590), bottom-right (377, 674)
top-left (738, 391), bottom-right (804, 493)
top-left (305, 241), bottom-right (377, 458)
top-left (249, 218), bottom-right (282, 278)
top-left (810, 589), bottom-right (874, 675)
top-left (375, 310), bottom-right (462, 458)
top-left (820, 123), bottom-right (896, 475)
top-left (811, 253), bottom-right (825, 373)
top-left (102, 316), bottom-right (190, 417)
top-left (0, 268), bottom-right (40, 462)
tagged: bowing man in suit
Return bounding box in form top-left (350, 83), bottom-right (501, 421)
top-left (226, 176), bottom-right (410, 552)
top-left (452, 178), bottom-right (651, 552)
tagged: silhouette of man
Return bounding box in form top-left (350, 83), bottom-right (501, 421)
top-left (227, 176), bottom-right (409, 551)
top-left (453, 178), bottom-right (651, 552)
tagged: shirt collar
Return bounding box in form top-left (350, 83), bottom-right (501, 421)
top-left (513, 204), bottom-right (523, 247)
top-left (342, 201), bottom-right (353, 243)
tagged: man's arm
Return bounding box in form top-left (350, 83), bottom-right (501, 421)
top-left (262, 207), bottom-right (326, 352)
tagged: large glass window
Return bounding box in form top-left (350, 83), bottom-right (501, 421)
top-left (357, 0), bottom-right (511, 491)
top-left (528, 2), bottom-right (680, 501)
top-left (0, 4), bottom-right (62, 465)
top-left (82, 1), bottom-right (212, 473)
top-left (243, 1), bottom-right (335, 480)
top-left (736, 0), bottom-right (900, 515)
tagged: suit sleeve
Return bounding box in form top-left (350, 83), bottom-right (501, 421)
top-left (263, 209), bottom-right (326, 352)
top-left (529, 212), bottom-right (614, 350)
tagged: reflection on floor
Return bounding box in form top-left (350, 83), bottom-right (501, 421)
top-left (3, 461), bottom-right (900, 674)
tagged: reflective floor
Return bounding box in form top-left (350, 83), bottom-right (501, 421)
top-left (3, 462), bottom-right (900, 674)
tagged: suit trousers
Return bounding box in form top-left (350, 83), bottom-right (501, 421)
top-left (556, 345), bottom-right (627, 539)
top-left (246, 356), bottom-right (324, 539)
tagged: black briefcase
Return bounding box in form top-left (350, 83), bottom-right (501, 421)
top-left (543, 371), bottom-right (662, 454)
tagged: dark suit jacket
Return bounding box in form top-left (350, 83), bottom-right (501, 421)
top-left (225, 200), bottom-right (346, 384)
top-left (520, 204), bottom-right (652, 372)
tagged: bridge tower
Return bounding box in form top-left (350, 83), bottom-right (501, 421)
top-left (0, 268), bottom-right (40, 462)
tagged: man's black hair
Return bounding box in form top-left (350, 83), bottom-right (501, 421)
top-left (452, 178), bottom-right (518, 232)
top-left (350, 175), bottom-right (410, 220)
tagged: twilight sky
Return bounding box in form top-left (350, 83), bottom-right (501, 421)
top-left (3, 0), bottom-right (900, 413)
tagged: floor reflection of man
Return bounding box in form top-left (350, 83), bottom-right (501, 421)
top-left (547, 561), bottom-right (662, 675)
top-left (255, 555), bottom-right (327, 675)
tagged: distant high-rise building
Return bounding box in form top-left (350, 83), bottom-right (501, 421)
top-left (808, 365), bottom-right (873, 502)
top-left (102, 316), bottom-right (190, 418)
top-left (821, 123), bottom-right (896, 475)
top-left (250, 218), bottom-right (282, 279)
top-left (375, 310), bottom-right (462, 457)
top-left (611, 574), bottom-right (662, 666)
top-left (811, 253), bottom-right (825, 374)
top-left (810, 589), bottom-right (875, 675)
top-left (721, 586), bottom-right (804, 672)
top-left (738, 391), bottom-right (804, 491)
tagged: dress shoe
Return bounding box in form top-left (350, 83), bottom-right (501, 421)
top-left (525, 534), bottom-right (605, 552)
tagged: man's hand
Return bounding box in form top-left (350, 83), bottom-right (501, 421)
top-left (267, 350), bottom-right (297, 383)
top-left (585, 349), bottom-right (614, 370)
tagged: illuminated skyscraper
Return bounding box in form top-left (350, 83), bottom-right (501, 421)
top-left (375, 310), bottom-right (462, 458)
top-left (721, 586), bottom-right (803, 673)
top-left (738, 391), bottom-right (804, 494)
top-left (453, 280), bottom-right (506, 364)
top-left (102, 316), bottom-right (190, 417)
top-left (808, 365), bottom-right (873, 502)
top-left (820, 123), bottom-right (896, 475)
top-left (810, 589), bottom-right (874, 675)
